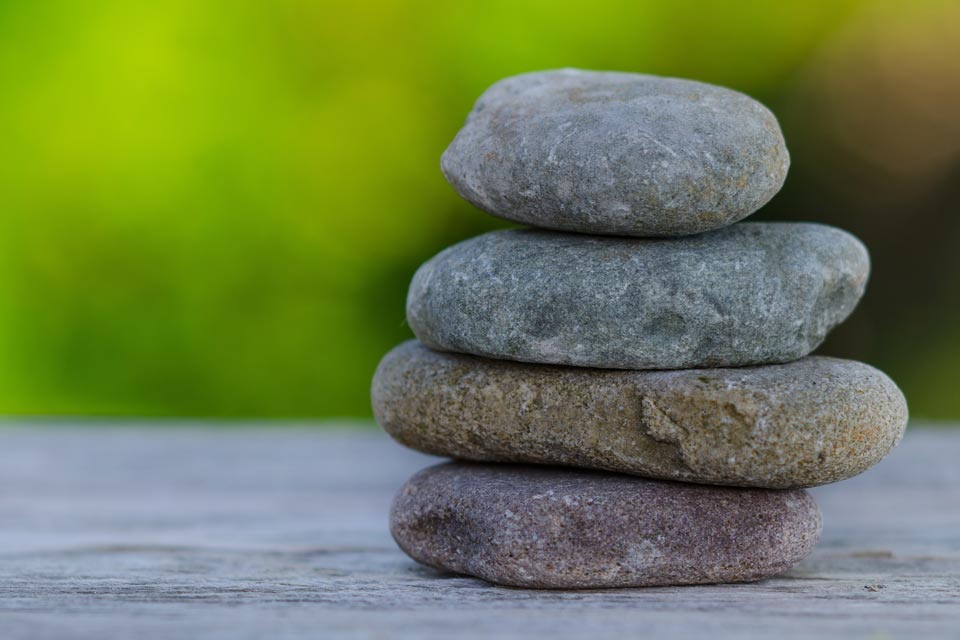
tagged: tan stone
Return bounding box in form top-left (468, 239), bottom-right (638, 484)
top-left (372, 341), bottom-right (908, 489)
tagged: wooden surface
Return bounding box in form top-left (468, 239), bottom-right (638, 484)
top-left (0, 422), bottom-right (958, 639)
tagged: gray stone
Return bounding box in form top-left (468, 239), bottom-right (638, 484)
top-left (441, 69), bottom-right (789, 237)
top-left (406, 223), bottom-right (869, 369)
top-left (391, 462), bottom-right (821, 589)
top-left (373, 342), bottom-right (908, 489)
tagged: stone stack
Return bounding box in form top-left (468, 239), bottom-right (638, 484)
top-left (372, 69), bottom-right (908, 589)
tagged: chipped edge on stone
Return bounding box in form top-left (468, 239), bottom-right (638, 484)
top-left (373, 341), bottom-right (909, 489)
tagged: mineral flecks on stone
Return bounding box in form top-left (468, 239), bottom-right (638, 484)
top-left (407, 223), bottom-right (869, 370)
top-left (442, 69), bottom-right (789, 237)
top-left (377, 69), bottom-right (907, 591)
top-left (373, 341), bottom-right (907, 489)
top-left (391, 462), bottom-right (822, 589)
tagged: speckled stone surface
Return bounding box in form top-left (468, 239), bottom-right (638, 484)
top-left (407, 223), bottom-right (869, 370)
top-left (391, 462), bottom-right (822, 589)
top-left (441, 69), bottom-right (789, 237)
top-left (373, 342), bottom-right (908, 489)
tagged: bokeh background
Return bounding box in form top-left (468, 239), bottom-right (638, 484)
top-left (0, 0), bottom-right (957, 419)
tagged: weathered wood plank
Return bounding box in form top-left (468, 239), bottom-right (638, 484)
top-left (0, 422), bottom-right (958, 639)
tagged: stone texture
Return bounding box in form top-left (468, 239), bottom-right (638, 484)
top-left (441, 68), bottom-right (789, 237)
top-left (373, 341), bottom-right (908, 489)
top-left (406, 223), bottom-right (869, 370)
top-left (391, 462), bottom-right (822, 589)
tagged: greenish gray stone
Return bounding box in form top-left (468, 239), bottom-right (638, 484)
top-left (406, 223), bottom-right (869, 370)
top-left (391, 462), bottom-right (822, 589)
top-left (373, 341), bottom-right (908, 489)
top-left (441, 68), bottom-right (789, 237)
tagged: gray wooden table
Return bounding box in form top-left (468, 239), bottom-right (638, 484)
top-left (0, 422), bottom-right (958, 639)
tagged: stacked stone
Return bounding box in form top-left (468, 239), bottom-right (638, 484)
top-left (372, 69), bottom-right (908, 589)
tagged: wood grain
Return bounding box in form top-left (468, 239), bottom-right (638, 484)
top-left (0, 422), bottom-right (958, 639)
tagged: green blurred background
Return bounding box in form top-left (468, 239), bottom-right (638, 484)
top-left (0, 0), bottom-right (956, 419)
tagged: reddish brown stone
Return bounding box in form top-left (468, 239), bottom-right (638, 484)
top-left (391, 462), bottom-right (822, 589)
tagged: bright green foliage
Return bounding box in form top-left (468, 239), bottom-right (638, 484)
top-left (3, 1), bottom-right (948, 418)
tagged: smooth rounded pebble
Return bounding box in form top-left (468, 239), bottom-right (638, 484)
top-left (391, 462), bottom-right (822, 589)
top-left (374, 342), bottom-right (908, 488)
top-left (406, 223), bottom-right (869, 370)
top-left (441, 68), bottom-right (790, 237)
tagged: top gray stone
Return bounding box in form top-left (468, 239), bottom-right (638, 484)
top-left (441, 69), bottom-right (789, 237)
top-left (407, 223), bottom-right (869, 370)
